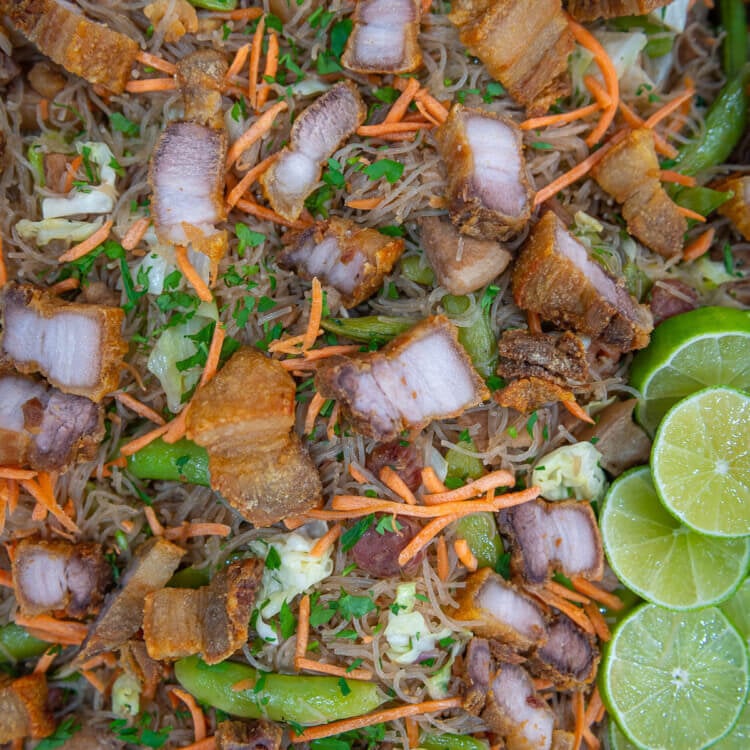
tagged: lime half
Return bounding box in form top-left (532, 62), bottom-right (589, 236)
top-left (609, 721), bottom-right (639, 750)
top-left (630, 306), bottom-right (750, 436)
top-left (652, 386), bottom-right (750, 537)
top-left (602, 603), bottom-right (749, 750)
top-left (601, 466), bottom-right (750, 609)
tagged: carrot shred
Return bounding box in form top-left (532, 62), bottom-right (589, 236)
top-left (164, 522), bottom-right (231, 541)
top-left (21, 477), bottom-right (79, 534)
top-left (257, 31), bottom-right (279, 109)
top-left (200, 322), bottom-right (226, 388)
top-left (304, 345), bottom-right (360, 361)
top-left (385, 77), bottom-right (421, 124)
top-left (676, 205), bottom-right (707, 222)
top-left (520, 102), bottom-right (601, 131)
top-left (179, 738), bottom-right (216, 750)
top-left (6, 479), bottom-right (18, 515)
top-left (584, 686), bottom-right (603, 728)
top-left (62, 154), bottom-right (84, 194)
top-left (644, 88), bottom-right (694, 129)
top-left (120, 423), bottom-right (171, 457)
top-left (379, 466), bottom-right (417, 505)
top-left (304, 392), bottom-right (326, 436)
top-left (57, 220), bottom-right (113, 263)
top-left (171, 687), bottom-right (207, 742)
top-left (454, 538), bottom-right (478, 572)
top-left (162, 406), bottom-right (189, 444)
top-left (221, 8), bottom-right (264, 21)
top-left (682, 227), bottom-right (715, 262)
top-left (584, 601), bottom-right (612, 642)
top-left (349, 463), bottom-right (370, 484)
top-left (414, 90), bottom-right (449, 124)
top-left (295, 657), bottom-right (373, 681)
top-left (125, 78), bottom-right (178, 93)
top-left (583, 727), bottom-right (601, 750)
top-left (310, 524), bottom-right (342, 557)
top-left (119, 216), bottom-right (150, 252)
top-left (399, 514), bottom-right (458, 566)
top-left (31, 501), bottom-right (47, 522)
top-left (81, 669), bottom-right (107, 693)
top-left (406, 717), bottom-right (419, 749)
top-left (268, 333), bottom-right (307, 354)
top-left (38, 98), bottom-right (49, 122)
top-left (226, 43), bottom-right (251, 81)
top-left (570, 576), bottom-right (625, 611)
top-left (357, 122), bottom-right (433, 137)
top-left (248, 15), bottom-right (265, 107)
top-left (572, 690), bottom-right (585, 750)
top-left (326, 401), bottom-right (340, 441)
top-left (0, 234), bottom-right (6, 289)
top-left (296, 594), bottom-right (311, 661)
top-left (562, 398), bottom-right (595, 425)
top-left (436, 535), bottom-right (449, 581)
top-left (235, 197), bottom-right (310, 229)
top-left (14, 614), bottom-right (88, 645)
top-left (422, 469), bottom-right (516, 505)
top-left (291, 697), bottom-right (463, 743)
top-left (535, 588), bottom-right (595, 635)
top-left (114, 392), bottom-right (166, 426)
top-left (545, 580), bottom-right (591, 605)
top-left (421, 467), bottom-right (448, 494)
top-left (226, 100), bottom-right (288, 169)
top-left (33, 648), bottom-right (58, 674)
top-left (345, 197), bottom-right (382, 210)
top-left (533, 678), bottom-right (554, 691)
top-left (617, 100), bottom-right (678, 157)
top-left (583, 74), bottom-right (612, 109)
top-left (48, 277), bottom-right (80, 295)
top-left (303, 277), bottom-right (324, 351)
top-left (527, 310), bottom-right (542, 334)
top-left (0, 468), bottom-right (37, 481)
top-left (658, 170), bottom-right (696, 187)
top-left (175, 245), bottom-right (212, 303)
top-left (414, 100), bottom-right (442, 127)
top-left (144, 506), bottom-right (164, 536)
top-left (136, 50), bottom-right (177, 75)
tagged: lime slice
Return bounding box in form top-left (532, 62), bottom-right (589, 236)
top-left (602, 603), bottom-right (749, 750)
top-left (629, 306), bottom-right (750, 435)
top-left (609, 721), bottom-right (639, 750)
top-left (652, 386), bottom-right (750, 537)
top-left (600, 466), bottom-right (750, 609)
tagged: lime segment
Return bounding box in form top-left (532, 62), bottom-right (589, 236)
top-left (600, 466), bottom-right (750, 609)
top-left (602, 603), bottom-right (749, 750)
top-left (651, 386), bottom-right (750, 537)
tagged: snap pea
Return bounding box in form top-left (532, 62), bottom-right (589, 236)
top-left (174, 656), bottom-right (385, 725)
top-left (125, 437), bottom-right (210, 486)
top-left (442, 295), bottom-right (497, 379)
top-left (319, 316), bottom-right (414, 345)
top-left (720, 0), bottom-right (748, 78)
top-left (445, 445), bottom-right (484, 484)
top-left (187, 0), bottom-right (238, 10)
top-left (674, 185), bottom-right (734, 218)
top-left (420, 733), bottom-right (490, 750)
top-left (401, 255), bottom-right (436, 286)
top-left (0, 623), bottom-right (50, 663)
top-left (453, 512), bottom-right (504, 570)
top-left (168, 566), bottom-right (212, 589)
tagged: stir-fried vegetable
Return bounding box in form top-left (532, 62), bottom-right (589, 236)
top-left (187, 0), bottom-right (238, 10)
top-left (420, 733), bottom-right (490, 750)
top-left (0, 623), bottom-right (50, 663)
top-left (441, 295), bottom-right (497, 379)
top-left (320, 316), bottom-right (414, 344)
top-left (453, 513), bottom-right (503, 570)
top-left (126, 437), bottom-right (210, 486)
top-left (719, 0), bottom-right (748, 78)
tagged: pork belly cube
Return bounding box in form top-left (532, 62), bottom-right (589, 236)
top-left (715, 174), bottom-right (750, 241)
top-left (261, 82), bottom-right (366, 221)
top-left (498, 499), bottom-right (604, 585)
top-left (494, 376), bottom-right (578, 415)
top-left (315, 315), bottom-right (489, 442)
top-left (0, 673), bottom-right (55, 743)
top-left (0, 284), bottom-right (127, 402)
top-left (512, 212), bottom-right (653, 351)
top-left (176, 49), bottom-right (228, 129)
top-left (462, 637), bottom-right (493, 714)
top-left (419, 216), bottom-right (512, 294)
top-left (279, 217), bottom-right (405, 308)
top-left (435, 105), bottom-right (534, 240)
top-left (449, 0), bottom-right (574, 116)
top-left (1, 0), bottom-right (139, 93)
top-left (567, 0), bottom-right (671, 21)
top-left (216, 719), bottom-right (283, 750)
top-left (341, 0), bottom-right (422, 74)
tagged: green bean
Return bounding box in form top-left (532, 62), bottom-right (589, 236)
top-left (168, 566), bottom-right (212, 589)
top-left (126, 437), bottom-right (210, 486)
top-left (320, 316), bottom-right (414, 345)
top-left (420, 733), bottom-right (490, 750)
top-left (453, 512), bottom-right (504, 569)
top-left (442, 295), bottom-right (497, 379)
top-left (720, 0), bottom-right (748, 78)
top-left (174, 656), bottom-right (385, 724)
top-left (187, 0), bottom-right (238, 10)
top-left (0, 624), bottom-right (50, 663)
top-left (400, 255), bottom-right (435, 286)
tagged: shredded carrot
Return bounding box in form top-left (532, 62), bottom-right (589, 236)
top-left (682, 227), bottom-right (715, 262)
top-left (21, 478), bottom-right (79, 534)
top-left (535, 588), bottom-right (595, 635)
top-left (676, 205), bottom-right (707, 222)
top-left (226, 100), bottom-right (288, 169)
top-left (200, 322), bottom-right (226, 387)
top-left (326, 401), bottom-right (340, 441)
top-left (120, 423), bottom-right (170, 457)
top-left (31, 501), bottom-right (47, 522)
top-left (414, 89), bottom-right (449, 124)
top-left (572, 690), bottom-right (585, 750)
top-left (399, 514), bottom-right (458, 566)
top-left (584, 686), bottom-right (604, 728)
top-left (291, 697), bottom-right (463, 743)
top-left (296, 594), bottom-right (311, 661)
top-left (33, 648), bottom-right (58, 674)
top-left (533, 678), bottom-right (554, 691)
top-left (39, 98), bottom-right (49, 122)
top-left (617, 100), bottom-right (678, 157)
top-left (303, 277), bottom-right (324, 351)
top-left (6, 479), bottom-right (18, 515)
top-left (57, 220), bottom-right (113, 263)
top-left (121, 217), bottom-right (151, 251)
top-left (163, 406), bottom-right (190, 444)
top-left (235, 197), bottom-right (311, 229)
top-left (405, 717), bottom-right (419, 749)
top-left (658, 170), bottom-right (696, 187)
top-left (527, 310), bottom-right (542, 334)
top-left (81, 669), bottom-right (107, 693)
top-left (349, 463), bottom-right (370, 484)
top-left (248, 15), bottom-right (265, 107)
top-left (303, 344), bottom-right (360, 361)
top-left (115, 392), bottom-right (165, 426)
top-left (0, 234), bottom-right (6, 289)
top-left (583, 728), bottom-right (601, 750)
top-left (268, 333), bottom-right (307, 354)
top-left (48, 277), bottom-right (80, 295)
top-left (644, 88), bottom-right (694, 129)
top-left (414, 101), bottom-right (442, 127)
top-left (584, 601), bottom-right (611, 642)
top-left (175, 245), bottom-right (213, 302)
top-left (570, 576), bottom-right (624, 611)
top-left (0, 569), bottom-right (10, 587)
top-left (0, 468), bottom-right (37, 481)
top-left (226, 153), bottom-right (280, 211)
top-left (62, 154), bottom-right (84, 194)
top-left (385, 77), bottom-right (421, 124)
top-left (179, 738), bottom-right (216, 750)
top-left (164, 522), bottom-right (231, 541)
top-left (358, 122), bottom-right (433, 137)
top-left (310, 524), bottom-right (342, 557)
top-left (520, 102), bottom-right (601, 131)
top-left (454, 538), bottom-right (478, 571)
top-left (221, 7), bottom-right (264, 21)
top-left (346, 197), bottom-right (383, 210)
top-left (561, 398), bottom-right (595, 425)
top-left (283, 515), bottom-right (309, 530)
top-left (125, 77), bottom-right (178, 93)
top-left (171, 687), bottom-right (207, 742)
top-left (436, 535), bottom-right (449, 581)
top-left (225, 43), bottom-right (251, 81)
top-left (144, 506), bottom-right (164, 536)
top-left (295, 657), bottom-right (373, 681)
top-left (545, 580), bottom-right (590, 605)
top-left (422, 469), bottom-right (515, 505)
top-left (15, 614), bottom-right (88, 645)
top-left (583, 74), bottom-right (612, 109)
top-left (257, 31), bottom-right (280, 109)
top-left (136, 50), bottom-right (177, 75)
top-left (304, 392), bottom-right (326, 436)
top-left (379, 466), bottom-right (417, 505)
top-left (421, 467), bottom-right (448, 494)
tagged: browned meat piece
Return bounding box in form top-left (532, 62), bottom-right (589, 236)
top-left (528, 613), bottom-right (599, 689)
top-left (649, 279), bottom-right (699, 326)
top-left (143, 558), bottom-right (263, 664)
top-left (497, 330), bottom-right (589, 386)
top-left (176, 49), bottom-right (227, 130)
top-left (75, 538), bottom-right (184, 664)
top-left (279, 217), bottom-right (405, 308)
top-left (576, 398), bottom-right (651, 475)
top-left (351, 515), bottom-right (423, 577)
top-left (186, 348), bottom-right (322, 526)
top-left (261, 82), bottom-right (366, 221)
top-left (498, 499), bottom-right (604, 585)
top-left (566, 0), bottom-right (670, 21)
top-left (462, 637), bottom-right (492, 714)
top-left (714, 174), bottom-right (750, 241)
top-left (454, 568), bottom-right (548, 650)
top-left (591, 129), bottom-right (686, 258)
top-left (0, 0), bottom-right (139, 93)
top-left (0, 49), bottom-right (20, 86)
top-left (341, 0), bottom-right (421, 74)
top-left (27, 61), bottom-right (66, 99)
top-left (120, 641), bottom-right (166, 701)
top-left (449, 0), bottom-right (573, 116)
top-left (12, 537), bottom-right (110, 619)
top-left (419, 216), bottom-right (512, 294)
top-left (366, 441), bottom-right (423, 492)
top-left (216, 719), bottom-right (283, 750)
top-left (0, 284), bottom-right (127, 402)
top-left (494, 376), bottom-right (578, 415)
top-left (482, 662), bottom-right (555, 750)
top-left (0, 373), bottom-right (104, 472)
top-left (0, 673), bottom-right (55, 742)
top-left (512, 212), bottom-right (653, 351)
top-left (315, 316), bottom-right (489, 442)
top-left (435, 105), bottom-right (534, 240)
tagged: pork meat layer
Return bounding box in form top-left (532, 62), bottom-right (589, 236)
top-left (566, 0), bottom-right (670, 21)
top-left (497, 330), bottom-right (589, 386)
top-left (0, 673), bottom-right (55, 743)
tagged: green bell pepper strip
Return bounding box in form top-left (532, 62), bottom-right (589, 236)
top-left (319, 316), bottom-right (414, 345)
top-left (420, 733), bottom-right (490, 750)
top-left (0, 623), bottom-right (51, 663)
top-left (442, 295), bottom-right (497, 379)
top-left (174, 656), bottom-right (386, 725)
top-left (187, 0), bottom-right (238, 10)
top-left (125, 437), bottom-right (210, 486)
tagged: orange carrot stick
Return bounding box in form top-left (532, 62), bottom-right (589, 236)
top-left (296, 594), bottom-right (310, 660)
top-left (421, 467), bottom-right (448, 494)
top-left (584, 601), bottom-right (612, 642)
top-left (658, 170), bottom-right (696, 187)
top-left (235, 197), bottom-right (310, 229)
top-left (48, 277), bottom-right (80, 295)
top-left (562, 399), bottom-right (596, 425)
top-left (248, 15), bottom-right (265, 108)
top-left (226, 100), bottom-right (288, 169)
top-left (295, 657), bottom-right (373, 681)
top-left (62, 154), bottom-right (83, 194)
top-left (257, 31), bottom-right (279, 109)
top-left (144, 506), bottom-right (164, 536)
top-left (114, 392), bottom-right (166, 426)
top-left (436, 535), bottom-right (449, 581)
top-left (572, 690), bottom-right (585, 750)
top-left (20, 478), bottom-right (79, 534)
top-left (226, 43), bottom-right (251, 81)
top-left (0, 468), bottom-right (37, 481)
top-left (119, 423), bottom-right (171, 457)
top-left (125, 78), bottom-right (178, 93)
top-left (676, 205), bottom-right (707, 222)
top-left (357, 122), bottom-right (433, 136)
top-left (171, 687), bottom-right (207, 742)
top-left (385, 77), bottom-right (421, 123)
top-left (304, 392), bottom-right (326, 436)
top-left (0, 234), bottom-right (6, 289)
top-left (422, 469), bottom-right (515, 505)
top-left (379, 466), bottom-right (417, 505)
top-left (682, 228), bottom-right (715, 262)
top-left (617, 100), bottom-right (678, 157)
top-left (162, 405), bottom-right (189, 444)
top-left (14, 614), bottom-right (88, 645)
top-left (57, 220), bottom-right (113, 263)
top-left (520, 103), bottom-right (601, 131)
top-left (310, 524), bottom-right (342, 557)
top-left (583, 74), bottom-right (612, 109)
top-left (644, 88), bottom-right (694, 129)
top-left (414, 90), bottom-right (449, 124)
top-left (545, 580), bottom-right (591, 605)
top-left (175, 245), bottom-right (212, 303)
top-left (121, 217), bottom-right (150, 251)
top-left (200, 322), bottom-right (226, 387)
top-left (345, 197), bottom-right (382, 210)
top-left (535, 588), bottom-right (595, 635)
top-left (454, 538), bottom-right (478, 571)
top-left (303, 277), bottom-right (323, 351)
top-left (136, 50), bottom-right (177, 75)
top-left (570, 576), bottom-right (625, 611)
top-left (398, 514), bottom-right (458, 566)
top-left (221, 8), bottom-right (264, 21)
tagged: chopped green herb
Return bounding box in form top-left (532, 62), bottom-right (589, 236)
top-left (265, 546), bottom-right (281, 570)
top-left (341, 515), bottom-right (376, 551)
top-left (526, 412), bottom-right (538, 437)
top-left (236, 224), bottom-right (266, 257)
top-left (363, 159), bottom-right (404, 184)
top-left (35, 717), bottom-right (81, 750)
top-left (279, 600), bottom-right (297, 639)
top-left (375, 516), bottom-right (403, 535)
top-left (338, 677), bottom-right (351, 696)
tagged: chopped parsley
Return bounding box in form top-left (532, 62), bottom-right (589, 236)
top-left (363, 159), bottom-right (404, 184)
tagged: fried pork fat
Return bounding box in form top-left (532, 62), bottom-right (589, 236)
top-left (186, 348), bottom-right (322, 526)
top-left (715, 174), bottom-right (750, 241)
top-left (435, 105), bottom-right (534, 240)
top-left (497, 330), bottom-right (589, 386)
top-left (341, 0), bottom-right (422, 74)
top-left (0, 673), bottom-right (55, 743)
top-left (566, 0), bottom-right (671, 21)
top-left (315, 316), bottom-right (489, 442)
top-left (0, 284), bottom-right (127, 402)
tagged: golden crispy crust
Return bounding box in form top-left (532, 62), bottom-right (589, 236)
top-left (714, 174), bottom-right (750, 242)
top-left (567, 0), bottom-right (670, 21)
top-left (0, 673), bottom-right (55, 742)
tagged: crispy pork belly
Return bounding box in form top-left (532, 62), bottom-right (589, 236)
top-left (462, 637), bottom-right (492, 714)
top-left (566, 0), bottom-right (670, 21)
top-left (482, 663), bottom-right (554, 750)
top-left (715, 174), bottom-right (750, 241)
top-left (454, 568), bottom-right (548, 651)
top-left (591, 129), bottom-right (686, 258)
top-left (341, 0), bottom-right (421, 74)
top-left (186, 348), bottom-right (322, 526)
top-left (75, 538), bottom-right (184, 664)
top-left (435, 105), bottom-right (534, 240)
top-left (0, 284), bottom-right (127, 402)
top-left (216, 719), bottom-right (283, 750)
top-left (0, 0), bottom-right (139, 93)
top-left (419, 216), bottom-right (512, 294)
top-left (0, 673), bottom-right (55, 743)
top-left (143, 558), bottom-right (263, 664)
top-left (279, 217), bottom-right (405, 308)
top-left (498, 499), bottom-right (604, 585)
top-left (512, 212), bottom-right (653, 351)
top-left (497, 330), bottom-right (589, 386)
top-left (12, 538), bottom-right (110, 619)
top-left (449, 0), bottom-right (573, 116)
top-left (315, 316), bottom-right (489, 442)
top-left (176, 49), bottom-right (228, 129)
top-left (260, 82), bottom-right (366, 221)
top-left (494, 377), bottom-right (578, 415)
top-left (0, 373), bottom-right (104, 472)
top-left (120, 640), bottom-right (166, 701)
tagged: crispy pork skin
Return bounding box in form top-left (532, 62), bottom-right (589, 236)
top-left (497, 330), bottom-right (589, 386)
top-left (315, 316), bottom-right (489, 442)
top-left (176, 49), bottom-right (228, 129)
top-left (494, 377), bottom-right (579, 415)
top-left (341, 0), bottom-right (422, 74)
top-left (0, 0), bottom-right (139, 93)
top-left (567, 0), bottom-right (670, 21)
top-left (120, 640), bottom-right (166, 701)
top-left (449, 0), bottom-right (573, 116)
top-left (462, 637), bottom-right (492, 714)
top-left (591, 129), bottom-right (686, 258)
top-left (261, 82), bottom-right (366, 221)
top-left (419, 216), bottom-right (512, 294)
top-left (13, 538), bottom-right (110, 619)
top-left (143, 558), bottom-right (263, 664)
top-left (498, 499), bottom-right (604, 585)
top-left (1, 284), bottom-right (127, 402)
top-left (715, 174), bottom-right (750, 241)
top-left (216, 719), bottom-right (283, 750)
top-left (453, 568), bottom-right (548, 651)
top-left (0, 673), bottom-right (55, 742)
top-left (512, 212), bottom-right (653, 351)
top-left (279, 217), bottom-right (405, 308)
top-left (435, 105), bottom-right (534, 240)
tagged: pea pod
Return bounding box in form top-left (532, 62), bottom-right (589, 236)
top-left (187, 0), bottom-right (238, 10)
top-left (420, 733), bottom-right (490, 750)
top-left (319, 316), bottom-right (414, 345)
top-left (401, 255), bottom-right (435, 286)
top-left (453, 512), bottom-right (504, 569)
top-left (126, 437), bottom-right (210, 486)
top-left (445, 445), bottom-right (484, 484)
top-left (0, 624), bottom-right (50, 663)
top-left (442, 295), bottom-right (497, 379)
top-left (168, 566), bottom-right (212, 589)
top-left (720, 0), bottom-right (748, 78)
top-left (175, 656), bottom-right (385, 725)
top-left (674, 185), bottom-right (734, 218)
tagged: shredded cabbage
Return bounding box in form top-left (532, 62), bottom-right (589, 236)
top-left (532, 441), bottom-right (607, 502)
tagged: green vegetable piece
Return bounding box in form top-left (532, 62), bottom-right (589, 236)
top-left (644, 35), bottom-right (674, 59)
top-left (0, 623), bottom-right (50, 663)
top-left (126, 438), bottom-right (210, 486)
top-left (420, 733), bottom-right (490, 750)
top-left (400, 255), bottom-right (435, 286)
top-left (168, 566), bottom-right (212, 589)
top-left (674, 185), bottom-right (734, 217)
top-left (174, 655), bottom-right (385, 724)
top-left (319, 316), bottom-right (414, 344)
top-left (442, 295), bottom-right (497, 379)
top-left (720, 0), bottom-right (748, 78)
top-left (187, 0), bottom-right (238, 10)
top-left (27, 144), bottom-right (45, 188)
top-left (445, 444), bottom-right (484, 484)
top-left (453, 512), bottom-right (503, 569)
